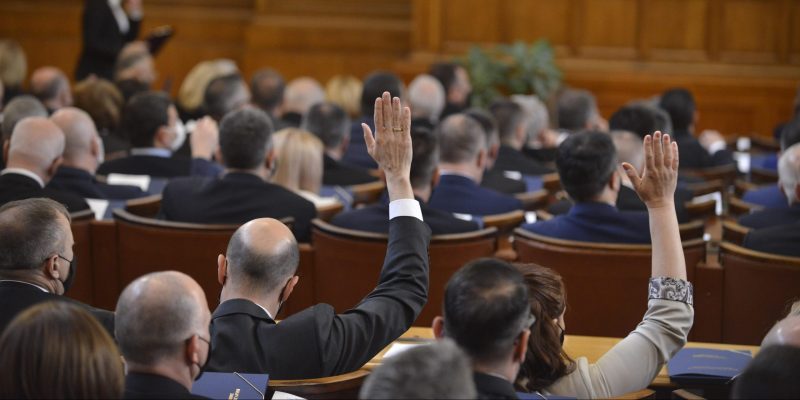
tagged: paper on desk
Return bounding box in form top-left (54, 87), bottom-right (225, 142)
top-left (383, 343), bottom-right (425, 359)
top-left (86, 198), bottom-right (109, 221)
top-left (272, 390), bottom-right (304, 399)
top-left (691, 191), bottom-right (723, 216)
top-left (107, 173), bottom-right (151, 192)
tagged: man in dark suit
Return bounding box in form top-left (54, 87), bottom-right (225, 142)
top-left (557, 88), bottom-right (607, 133)
top-left (97, 92), bottom-right (221, 178)
top-left (116, 271), bottom-right (211, 399)
top-left (330, 125), bottom-right (478, 234)
top-left (207, 92), bottom-right (431, 379)
top-left (659, 88), bottom-right (735, 170)
top-left (343, 72), bottom-right (403, 169)
top-left (76, 0), bottom-right (142, 81)
top-left (740, 144), bottom-right (800, 235)
top-left (48, 107), bottom-right (145, 200)
top-left (465, 108), bottom-right (528, 195)
top-left (490, 100), bottom-right (553, 177)
top-left (0, 95), bottom-right (48, 169)
top-left (429, 62), bottom-right (472, 120)
top-left (302, 102), bottom-right (377, 186)
top-left (432, 259), bottom-right (533, 399)
top-left (0, 198), bottom-right (113, 335)
top-left (0, 117), bottom-right (90, 212)
top-left (160, 108), bottom-right (317, 241)
top-left (742, 117), bottom-right (800, 209)
top-left (428, 114), bottom-right (523, 215)
top-left (523, 131), bottom-right (651, 243)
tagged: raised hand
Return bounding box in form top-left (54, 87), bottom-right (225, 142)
top-left (362, 91), bottom-right (414, 201)
top-left (622, 131), bottom-right (679, 209)
top-left (190, 116), bottom-right (219, 161)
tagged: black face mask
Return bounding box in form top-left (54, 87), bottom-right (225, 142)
top-left (57, 255), bottom-right (77, 293)
top-left (194, 335), bottom-right (212, 382)
top-left (557, 324), bottom-right (565, 346)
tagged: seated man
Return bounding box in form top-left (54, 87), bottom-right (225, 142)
top-left (742, 144), bottom-right (800, 257)
top-left (433, 258), bottom-right (534, 399)
top-left (556, 88), bottom-right (607, 133)
top-left (466, 108), bottom-right (528, 195)
top-left (0, 117), bottom-right (89, 212)
top-left (203, 73), bottom-right (251, 122)
top-left (97, 91), bottom-right (219, 178)
top-left (160, 108), bottom-right (317, 242)
top-left (30, 66), bottom-right (73, 114)
top-left (116, 271), bottom-right (211, 399)
top-left (489, 100), bottom-right (552, 177)
top-left (407, 74), bottom-right (446, 131)
top-left (343, 72), bottom-right (403, 169)
top-left (48, 107), bottom-right (145, 200)
top-left (207, 92), bottom-right (430, 379)
top-left (428, 114), bottom-right (523, 215)
top-left (302, 102), bottom-right (377, 186)
top-left (732, 345), bottom-right (800, 399)
top-left (523, 131), bottom-right (650, 243)
top-left (279, 77), bottom-right (324, 128)
top-left (0, 198), bottom-right (113, 334)
top-left (0, 95), bottom-right (48, 168)
top-left (429, 62), bottom-right (472, 119)
top-left (330, 125), bottom-right (478, 234)
top-left (743, 117), bottom-right (800, 209)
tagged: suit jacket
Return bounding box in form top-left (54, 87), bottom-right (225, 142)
top-left (743, 220), bottom-right (800, 257)
top-left (343, 116), bottom-right (379, 169)
top-left (524, 202), bottom-right (651, 244)
top-left (75, 0), bottom-right (140, 81)
top-left (549, 186), bottom-right (694, 223)
top-left (160, 172), bottom-right (317, 242)
top-left (322, 154), bottom-right (378, 186)
top-left (0, 172), bottom-right (90, 213)
top-left (47, 166), bottom-right (146, 200)
top-left (429, 174), bottom-right (523, 216)
top-left (493, 145), bottom-right (553, 176)
top-left (330, 196), bottom-right (479, 234)
top-left (473, 372), bottom-right (518, 400)
top-left (207, 217), bottom-right (431, 379)
top-left (742, 185), bottom-right (788, 209)
top-left (124, 372), bottom-right (208, 400)
top-left (0, 281), bottom-right (114, 336)
top-left (523, 146), bottom-right (558, 165)
top-left (673, 129), bottom-right (735, 170)
top-left (738, 203), bottom-right (800, 230)
top-left (97, 155), bottom-right (222, 178)
top-left (482, 169), bottom-right (528, 194)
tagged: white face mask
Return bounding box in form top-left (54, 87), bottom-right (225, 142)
top-left (170, 120), bottom-right (187, 151)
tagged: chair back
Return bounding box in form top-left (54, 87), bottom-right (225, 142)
top-left (515, 189), bottom-right (549, 211)
top-left (125, 194), bottom-right (162, 218)
top-left (67, 209), bottom-right (97, 305)
top-left (316, 201), bottom-right (345, 222)
top-left (513, 228), bottom-right (703, 337)
top-left (678, 220), bottom-right (705, 241)
top-left (350, 181), bottom-right (385, 206)
top-left (311, 219), bottom-right (497, 325)
top-left (727, 196), bottom-right (763, 218)
top-left (269, 369), bottom-right (368, 399)
top-left (682, 164), bottom-right (738, 187)
top-left (685, 198), bottom-right (717, 221)
top-left (718, 242), bottom-right (800, 344)
top-left (721, 220), bottom-right (750, 246)
top-left (750, 167), bottom-right (778, 184)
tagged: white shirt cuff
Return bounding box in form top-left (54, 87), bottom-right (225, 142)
top-left (389, 199), bottom-right (423, 221)
top-left (707, 140), bottom-right (726, 155)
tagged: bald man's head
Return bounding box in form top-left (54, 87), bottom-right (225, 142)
top-left (284, 77), bottom-right (325, 115)
top-left (762, 302), bottom-right (800, 348)
top-left (30, 66), bottom-right (72, 111)
top-left (224, 218), bottom-right (299, 295)
top-left (408, 74), bottom-right (445, 122)
top-left (7, 117), bottom-right (65, 182)
top-left (116, 271), bottom-right (210, 365)
top-left (51, 107), bottom-right (101, 165)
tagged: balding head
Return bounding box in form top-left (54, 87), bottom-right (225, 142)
top-left (7, 117), bottom-right (65, 183)
top-left (408, 74), bottom-right (445, 122)
top-left (438, 114), bottom-right (486, 164)
top-left (779, 143), bottom-right (800, 205)
top-left (284, 77), bottom-right (325, 116)
top-left (51, 108), bottom-right (102, 170)
top-left (116, 271), bottom-right (210, 366)
top-left (30, 67), bottom-right (72, 111)
top-left (1, 95), bottom-right (47, 141)
top-left (762, 302), bottom-right (800, 348)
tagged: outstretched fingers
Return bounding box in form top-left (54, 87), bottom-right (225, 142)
top-left (653, 131), bottom-right (664, 169)
top-left (381, 92), bottom-right (392, 130)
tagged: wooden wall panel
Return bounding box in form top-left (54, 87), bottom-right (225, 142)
top-left (504, 0), bottom-right (572, 50)
top-left (643, 0), bottom-right (709, 62)
top-left (576, 0), bottom-right (639, 59)
top-left (718, 0), bottom-right (784, 64)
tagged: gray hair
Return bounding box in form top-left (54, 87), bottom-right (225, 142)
top-left (0, 198), bottom-right (69, 272)
top-left (512, 94), bottom-right (549, 141)
top-left (284, 77), bottom-right (325, 115)
top-left (1, 95), bottom-right (47, 141)
top-left (557, 89), bottom-right (598, 131)
top-left (779, 143), bottom-right (800, 205)
top-left (225, 225), bottom-right (299, 294)
top-left (437, 114), bottom-right (486, 164)
top-left (359, 339), bottom-right (477, 399)
top-left (408, 74), bottom-right (445, 123)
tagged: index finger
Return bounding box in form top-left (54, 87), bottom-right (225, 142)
top-left (373, 97), bottom-right (384, 131)
top-left (382, 91), bottom-right (392, 129)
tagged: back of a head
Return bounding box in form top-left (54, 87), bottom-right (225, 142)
top-left (428, 62), bottom-right (459, 96)
top-left (225, 218), bottom-right (299, 295)
top-left (0, 301), bottom-right (123, 399)
top-left (0, 39), bottom-right (27, 89)
top-left (360, 71), bottom-right (402, 117)
top-left (511, 94), bottom-right (549, 141)
top-left (443, 258), bottom-right (531, 364)
top-left (557, 89), bottom-right (597, 131)
top-left (658, 88), bottom-right (695, 132)
top-left (732, 345), bottom-right (800, 399)
top-left (283, 77), bottom-right (325, 116)
top-left (251, 68), bottom-right (285, 114)
top-left (30, 67), bottom-right (69, 105)
top-left (51, 107), bottom-right (98, 161)
top-left (611, 130), bottom-right (644, 171)
top-left (609, 105), bottom-right (658, 139)
top-left (326, 75), bottom-right (363, 118)
top-left (116, 271), bottom-right (208, 367)
top-left (73, 78), bottom-right (124, 133)
top-left (359, 339), bottom-right (477, 400)
top-left (490, 99), bottom-right (527, 144)
top-left (761, 301), bottom-right (800, 348)
top-left (178, 59), bottom-right (239, 113)
top-left (302, 102), bottom-right (350, 150)
top-left (465, 107), bottom-right (499, 150)
top-left (272, 128), bottom-right (324, 193)
top-left (121, 91), bottom-right (172, 148)
top-left (778, 143), bottom-right (800, 204)
top-left (1, 95), bottom-right (47, 141)
top-left (0, 198), bottom-right (68, 273)
top-left (204, 73), bottom-right (249, 121)
top-left (7, 117), bottom-right (66, 171)
top-left (410, 125), bottom-right (439, 189)
top-left (219, 108), bottom-right (274, 170)
top-left (780, 116), bottom-right (800, 151)
top-left (437, 114), bottom-right (486, 164)
top-left (556, 131), bottom-right (618, 202)
top-left (408, 74), bottom-right (446, 122)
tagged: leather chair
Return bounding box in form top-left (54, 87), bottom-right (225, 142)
top-left (269, 369), bottom-right (368, 399)
top-left (67, 209), bottom-right (96, 305)
top-left (125, 194), bottom-right (162, 218)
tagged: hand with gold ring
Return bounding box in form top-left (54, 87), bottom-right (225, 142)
top-left (362, 91), bottom-right (413, 201)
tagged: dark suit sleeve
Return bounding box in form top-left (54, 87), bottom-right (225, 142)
top-left (710, 149), bottom-right (735, 167)
top-left (82, 0), bottom-right (123, 59)
top-left (190, 158), bottom-right (223, 177)
top-left (125, 16), bottom-right (141, 42)
top-left (314, 216), bottom-right (431, 376)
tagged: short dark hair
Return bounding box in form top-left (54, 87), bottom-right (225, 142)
top-left (204, 73), bottom-right (246, 120)
top-left (443, 258), bottom-right (532, 363)
top-left (556, 131), bottom-right (618, 202)
top-left (557, 89), bottom-right (597, 131)
top-left (437, 114), bottom-right (485, 164)
top-left (360, 72), bottom-right (402, 117)
top-left (429, 62), bottom-right (459, 95)
top-left (302, 102), bottom-right (350, 149)
top-left (120, 91), bottom-right (171, 148)
top-left (0, 198), bottom-right (69, 272)
top-left (410, 125), bottom-right (439, 189)
top-left (250, 69), bottom-right (285, 114)
top-left (465, 107), bottom-right (498, 149)
top-left (659, 88), bottom-right (695, 132)
top-left (780, 116), bottom-right (800, 151)
top-left (219, 108), bottom-right (274, 169)
top-left (732, 345), bottom-right (800, 399)
top-left (609, 105), bottom-right (658, 139)
top-left (115, 78), bottom-right (149, 104)
top-left (225, 228), bottom-right (299, 293)
top-left (490, 100), bottom-right (526, 143)
top-left (1, 95), bottom-right (47, 141)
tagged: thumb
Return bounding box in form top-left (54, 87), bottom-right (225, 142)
top-left (621, 162), bottom-right (642, 189)
top-left (362, 123), bottom-right (375, 153)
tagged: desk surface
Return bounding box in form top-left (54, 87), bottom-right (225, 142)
top-left (364, 327), bottom-right (760, 387)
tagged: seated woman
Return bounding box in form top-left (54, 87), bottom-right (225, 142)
top-left (272, 128), bottom-right (341, 208)
top-left (516, 131), bottom-right (693, 398)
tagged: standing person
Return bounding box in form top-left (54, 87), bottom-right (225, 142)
top-left (76, 0), bottom-right (144, 81)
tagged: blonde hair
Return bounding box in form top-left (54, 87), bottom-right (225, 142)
top-left (326, 75), bottom-right (362, 118)
top-left (272, 128), bottom-right (325, 194)
top-left (177, 59), bottom-right (238, 112)
top-left (0, 39), bottom-right (27, 88)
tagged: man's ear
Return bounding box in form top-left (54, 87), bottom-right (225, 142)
top-left (513, 329), bottom-right (531, 363)
top-left (44, 255), bottom-right (60, 280)
top-left (154, 126), bottom-right (171, 148)
top-left (264, 148), bottom-right (276, 171)
top-left (476, 149), bottom-right (488, 171)
top-left (281, 276), bottom-right (299, 303)
top-left (3, 140), bottom-right (10, 164)
top-left (186, 335), bottom-right (201, 366)
top-left (432, 316), bottom-right (445, 339)
top-left (608, 170), bottom-right (620, 191)
top-left (217, 254), bottom-right (227, 286)
top-left (489, 143), bottom-right (500, 163)
top-left (430, 167), bottom-right (441, 189)
top-left (46, 156), bottom-right (63, 182)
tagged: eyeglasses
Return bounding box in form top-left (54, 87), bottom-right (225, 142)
top-left (57, 254), bottom-right (74, 266)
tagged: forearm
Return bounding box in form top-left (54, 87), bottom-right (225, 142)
top-left (648, 205), bottom-right (686, 280)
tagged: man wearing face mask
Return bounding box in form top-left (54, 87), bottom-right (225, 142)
top-left (48, 107), bottom-right (146, 199)
top-left (0, 198), bottom-right (114, 335)
top-left (97, 91), bottom-right (221, 178)
top-left (116, 271), bottom-right (212, 399)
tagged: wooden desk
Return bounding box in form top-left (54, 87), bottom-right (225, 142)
top-left (364, 328), bottom-right (760, 388)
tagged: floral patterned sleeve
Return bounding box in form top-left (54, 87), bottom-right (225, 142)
top-left (648, 277), bottom-right (693, 306)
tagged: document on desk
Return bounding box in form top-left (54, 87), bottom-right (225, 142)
top-left (191, 372), bottom-right (268, 400)
top-left (383, 342), bottom-right (426, 359)
top-left (668, 348), bottom-right (752, 385)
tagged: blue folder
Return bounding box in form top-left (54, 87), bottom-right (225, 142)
top-left (517, 392), bottom-right (575, 400)
top-left (191, 372), bottom-right (269, 400)
top-left (667, 348), bottom-right (752, 385)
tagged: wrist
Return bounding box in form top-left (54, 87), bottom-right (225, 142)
top-left (385, 175), bottom-right (413, 201)
top-left (645, 200), bottom-right (676, 211)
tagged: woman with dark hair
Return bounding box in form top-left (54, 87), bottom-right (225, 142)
top-left (516, 131), bottom-right (694, 398)
top-left (0, 301), bottom-right (124, 399)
